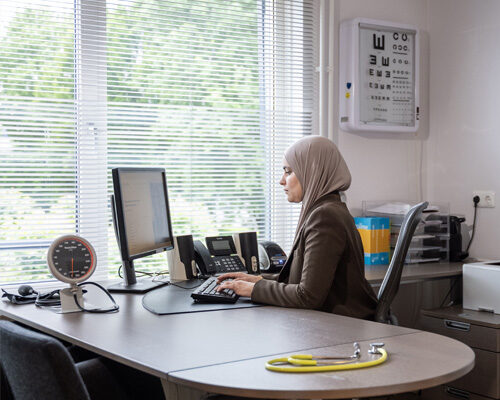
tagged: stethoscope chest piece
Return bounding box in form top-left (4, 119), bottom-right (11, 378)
top-left (369, 342), bottom-right (385, 355)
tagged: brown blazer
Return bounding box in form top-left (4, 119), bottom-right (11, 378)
top-left (252, 192), bottom-right (378, 320)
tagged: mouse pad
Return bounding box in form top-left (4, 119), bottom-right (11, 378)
top-left (142, 281), bottom-right (262, 315)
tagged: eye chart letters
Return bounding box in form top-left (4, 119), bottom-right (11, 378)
top-left (339, 19), bottom-right (419, 133)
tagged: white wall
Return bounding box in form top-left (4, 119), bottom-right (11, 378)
top-left (333, 0), bottom-right (500, 259)
top-left (427, 0), bottom-right (500, 259)
top-left (335, 0), bottom-right (430, 216)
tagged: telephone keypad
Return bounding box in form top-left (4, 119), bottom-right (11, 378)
top-left (213, 255), bottom-right (245, 273)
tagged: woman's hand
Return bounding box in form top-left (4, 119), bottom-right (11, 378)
top-left (216, 272), bottom-right (263, 284)
top-left (216, 272), bottom-right (263, 297)
top-left (216, 279), bottom-right (256, 298)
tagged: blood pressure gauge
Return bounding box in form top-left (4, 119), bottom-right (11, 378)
top-left (47, 235), bottom-right (97, 284)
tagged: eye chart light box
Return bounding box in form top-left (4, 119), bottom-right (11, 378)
top-left (339, 18), bottom-right (420, 133)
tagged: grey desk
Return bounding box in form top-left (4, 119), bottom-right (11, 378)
top-left (365, 261), bottom-right (463, 285)
top-left (0, 280), bottom-right (474, 399)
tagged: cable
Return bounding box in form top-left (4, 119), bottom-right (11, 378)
top-left (418, 138), bottom-right (424, 202)
top-left (117, 264), bottom-right (204, 289)
top-left (73, 282), bottom-right (119, 313)
top-left (169, 280), bottom-right (204, 289)
top-left (465, 196), bottom-right (480, 253)
top-left (34, 289), bottom-right (61, 307)
top-left (439, 276), bottom-right (460, 308)
top-left (152, 271), bottom-right (170, 283)
top-left (118, 265), bottom-right (157, 279)
top-left (1, 289), bottom-right (37, 305)
top-left (117, 265), bottom-right (170, 282)
top-left (2, 284), bottom-right (114, 312)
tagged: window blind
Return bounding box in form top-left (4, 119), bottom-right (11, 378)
top-left (0, 0), bottom-right (82, 283)
top-left (0, 0), bottom-right (317, 283)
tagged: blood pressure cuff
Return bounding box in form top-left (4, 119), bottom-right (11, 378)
top-left (1, 289), bottom-right (37, 305)
top-left (1, 288), bottom-right (62, 306)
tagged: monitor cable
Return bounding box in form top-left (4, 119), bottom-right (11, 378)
top-left (169, 280), bottom-right (204, 289)
top-left (117, 264), bottom-right (204, 289)
top-left (117, 265), bottom-right (169, 281)
top-left (118, 264), bottom-right (155, 279)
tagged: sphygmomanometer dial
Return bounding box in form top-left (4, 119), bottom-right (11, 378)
top-left (47, 235), bottom-right (97, 284)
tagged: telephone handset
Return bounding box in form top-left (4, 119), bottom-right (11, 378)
top-left (193, 237), bottom-right (246, 275)
top-left (193, 240), bottom-right (217, 275)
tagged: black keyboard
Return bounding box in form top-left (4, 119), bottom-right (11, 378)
top-left (191, 277), bottom-right (239, 303)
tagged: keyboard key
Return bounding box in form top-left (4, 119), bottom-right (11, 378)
top-left (191, 277), bottom-right (239, 303)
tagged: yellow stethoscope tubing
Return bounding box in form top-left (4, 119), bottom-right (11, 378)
top-left (265, 348), bottom-right (387, 373)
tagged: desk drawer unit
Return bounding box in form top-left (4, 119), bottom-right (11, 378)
top-left (423, 385), bottom-right (491, 400)
top-left (420, 314), bottom-right (500, 352)
top-left (421, 306), bottom-right (500, 399)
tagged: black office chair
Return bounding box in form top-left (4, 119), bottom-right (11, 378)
top-left (0, 320), bottom-right (143, 400)
top-left (374, 201), bottom-right (429, 325)
top-left (0, 320), bottom-right (92, 400)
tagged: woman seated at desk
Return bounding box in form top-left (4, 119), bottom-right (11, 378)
top-left (217, 136), bottom-right (378, 320)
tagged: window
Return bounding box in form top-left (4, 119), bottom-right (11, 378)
top-left (0, 0), bottom-right (317, 284)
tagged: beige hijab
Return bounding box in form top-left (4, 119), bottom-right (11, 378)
top-left (284, 136), bottom-right (351, 243)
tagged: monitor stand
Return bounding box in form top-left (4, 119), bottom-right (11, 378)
top-left (107, 260), bottom-right (168, 294)
top-left (107, 279), bottom-right (168, 294)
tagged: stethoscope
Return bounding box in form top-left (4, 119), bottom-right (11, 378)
top-left (265, 342), bottom-right (387, 373)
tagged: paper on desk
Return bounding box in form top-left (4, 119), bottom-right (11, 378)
top-left (368, 202), bottom-right (439, 215)
top-left (367, 202), bottom-right (411, 215)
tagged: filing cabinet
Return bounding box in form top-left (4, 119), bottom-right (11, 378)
top-left (420, 305), bottom-right (500, 399)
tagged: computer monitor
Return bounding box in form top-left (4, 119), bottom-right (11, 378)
top-left (108, 167), bottom-right (174, 293)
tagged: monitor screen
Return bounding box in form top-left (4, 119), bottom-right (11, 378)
top-left (113, 168), bottom-right (174, 260)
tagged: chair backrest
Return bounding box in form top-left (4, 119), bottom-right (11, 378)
top-left (374, 201), bottom-right (429, 324)
top-left (0, 320), bottom-right (90, 400)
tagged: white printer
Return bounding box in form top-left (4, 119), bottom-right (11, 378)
top-left (463, 261), bottom-right (500, 314)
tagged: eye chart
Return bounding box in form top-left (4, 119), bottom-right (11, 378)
top-left (339, 19), bottom-right (420, 133)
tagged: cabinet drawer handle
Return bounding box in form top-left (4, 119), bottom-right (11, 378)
top-left (445, 385), bottom-right (470, 399)
top-left (444, 319), bottom-right (470, 331)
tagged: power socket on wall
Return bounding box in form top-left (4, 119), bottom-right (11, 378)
top-left (473, 191), bottom-right (496, 208)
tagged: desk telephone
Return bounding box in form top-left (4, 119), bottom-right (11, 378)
top-left (191, 235), bottom-right (284, 304)
top-left (193, 236), bottom-right (247, 275)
